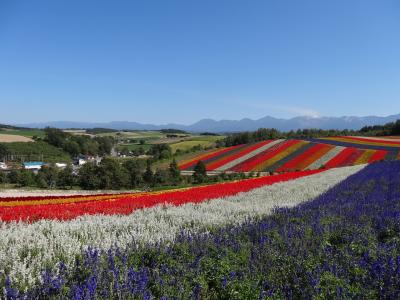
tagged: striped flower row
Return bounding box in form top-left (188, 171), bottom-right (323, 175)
top-left (179, 138), bottom-right (399, 172)
top-left (0, 165), bottom-right (364, 289)
top-left (0, 170), bottom-right (320, 222)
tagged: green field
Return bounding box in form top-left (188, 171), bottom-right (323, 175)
top-left (97, 131), bottom-right (164, 139)
top-left (170, 140), bottom-right (213, 152)
top-left (0, 129), bottom-right (45, 138)
top-left (116, 143), bottom-right (152, 151)
top-left (2, 141), bottom-right (71, 163)
top-left (169, 135), bottom-right (224, 153)
top-left (187, 135), bottom-right (225, 142)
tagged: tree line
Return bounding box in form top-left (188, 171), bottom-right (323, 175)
top-left (0, 158), bottom-right (255, 190)
top-left (44, 127), bottom-right (115, 157)
top-left (360, 119), bottom-right (400, 136)
top-left (222, 128), bottom-right (356, 146)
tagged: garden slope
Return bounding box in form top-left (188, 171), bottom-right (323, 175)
top-left (179, 136), bottom-right (400, 172)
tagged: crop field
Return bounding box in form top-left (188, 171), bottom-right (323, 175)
top-left (97, 130), bottom-right (165, 139)
top-left (170, 140), bottom-right (213, 153)
top-left (1, 142), bottom-right (71, 163)
top-left (179, 137), bottom-right (400, 172)
top-left (0, 129), bottom-right (45, 138)
top-left (116, 143), bottom-right (152, 151)
top-left (0, 134), bottom-right (33, 143)
top-left (1, 161), bottom-right (399, 298)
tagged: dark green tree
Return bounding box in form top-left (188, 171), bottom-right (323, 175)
top-left (94, 136), bottom-right (115, 155)
top-left (123, 159), bottom-right (144, 188)
top-left (78, 162), bottom-right (101, 190)
top-left (7, 170), bottom-right (19, 184)
top-left (142, 160), bottom-right (154, 185)
top-left (57, 166), bottom-right (75, 189)
top-left (63, 140), bottom-right (81, 157)
top-left (44, 127), bottom-right (67, 148)
top-left (193, 160), bottom-right (207, 184)
top-left (0, 171), bottom-right (6, 184)
top-left (36, 165), bottom-right (59, 188)
top-left (168, 158), bottom-right (181, 185)
top-left (0, 144), bottom-right (8, 160)
top-left (15, 170), bottom-right (36, 187)
top-left (98, 158), bottom-right (129, 190)
top-left (153, 169), bottom-right (169, 186)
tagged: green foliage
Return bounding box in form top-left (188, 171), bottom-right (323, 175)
top-left (123, 159), bottom-right (144, 187)
top-left (148, 144), bottom-right (172, 160)
top-left (0, 144), bottom-right (8, 159)
top-left (223, 128), bottom-right (358, 146)
top-left (44, 127), bottom-right (115, 157)
top-left (360, 119), bottom-right (400, 136)
top-left (153, 169), bottom-right (169, 186)
top-left (57, 166), bottom-right (75, 189)
top-left (0, 171), bottom-right (6, 184)
top-left (36, 166), bottom-right (59, 188)
top-left (142, 160), bottom-right (154, 185)
top-left (15, 170), bottom-right (36, 187)
top-left (168, 159), bottom-right (181, 185)
top-left (2, 141), bottom-right (71, 163)
top-left (193, 160), bottom-right (207, 183)
top-left (97, 158), bottom-right (129, 189)
top-left (78, 162), bottom-right (102, 190)
top-left (160, 129), bottom-right (188, 134)
top-left (85, 128), bottom-right (118, 135)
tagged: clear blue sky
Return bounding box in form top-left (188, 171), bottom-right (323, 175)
top-left (1, 0), bottom-right (399, 125)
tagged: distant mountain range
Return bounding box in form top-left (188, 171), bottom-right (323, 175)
top-left (15, 114), bottom-right (400, 133)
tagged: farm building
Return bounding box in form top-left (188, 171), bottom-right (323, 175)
top-left (23, 162), bottom-right (45, 170)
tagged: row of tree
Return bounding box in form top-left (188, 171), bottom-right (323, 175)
top-left (0, 158), bottom-right (255, 190)
top-left (222, 125), bottom-right (400, 147)
top-left (360, 120), bottom-right (400, 136)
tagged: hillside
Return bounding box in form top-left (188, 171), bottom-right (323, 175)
top-left (179, 136), bottom-right (400, 173)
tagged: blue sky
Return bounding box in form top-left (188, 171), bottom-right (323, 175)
top-left (0, 0), bottom-right (399, 125)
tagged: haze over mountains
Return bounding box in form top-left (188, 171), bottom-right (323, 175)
top-left (16, 114), bottom-right (400, 133)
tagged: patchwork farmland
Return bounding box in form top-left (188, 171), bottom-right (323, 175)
top-left (179, 136), bottom-right (400, 173)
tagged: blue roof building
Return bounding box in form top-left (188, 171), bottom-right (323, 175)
top-left (23, 162), bottom-right (45, 170)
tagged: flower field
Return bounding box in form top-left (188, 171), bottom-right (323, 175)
top-left (179, 137), bottom-right (400, 172)
top-left (2, 161), bottom-right (400, 298)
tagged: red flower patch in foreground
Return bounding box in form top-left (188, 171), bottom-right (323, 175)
top-left (0, 169), bottom-right (323, 222)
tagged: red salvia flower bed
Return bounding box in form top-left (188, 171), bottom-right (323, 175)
top-left (0, 169), bottom-right (323, 222)
top-left (369, 150), bottom-right (388, 163)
